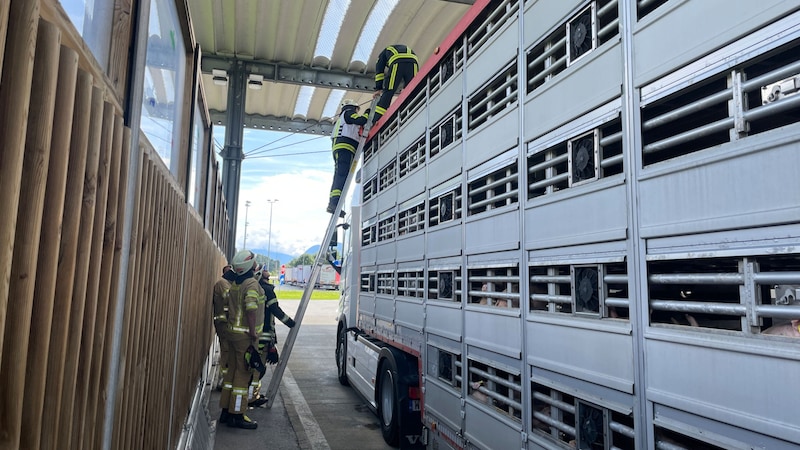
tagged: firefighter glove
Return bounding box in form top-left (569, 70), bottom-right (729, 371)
top-left (245, 345), bottom-right (266, 378)
top-left (286, 318), bottom-right (296, 328)
top-left (266, 346), bottom-right (279, 364)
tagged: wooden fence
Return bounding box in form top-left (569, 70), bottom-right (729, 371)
top-left (0, 0), bottom-right (230, 448)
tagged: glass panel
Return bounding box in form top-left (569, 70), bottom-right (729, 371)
top-left (188, 102), bottom-right (203, 207)
top-left (60, 0), bottom-right (114, 69)
top-left (140, 0), bottom-right (187, 174)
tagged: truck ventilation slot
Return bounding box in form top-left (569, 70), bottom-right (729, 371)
top-left (527, 115), bottom-right (622, 199)
top-left (567, 5), bottom-right (596, 64)
top-left (363, 138), bottom-right (377, 163)
top-left (468, 266), bottom-right (520, 308)
top-left (428, 269), bottom-right (461, 302)
top-left (641, 38), bottom-right (800, 166)
top-left (467, 161), bottom-right (519, 215)
top-left (397, 201), bottom-right (425, 236)
top-left (400, 88), bottom-right (426, 124)
top-left (378, 114), bottom-right (398, 144)
top-left (360, 217), bottom-right (377, 247)
top-left (531, 382), bottom-right (635, 449)
top-left (526, 0), bottom-right (619, 94)
top-left (378, 159), bottom-right (397, 190)
top-left (647, 254), bottom-right (800, 334)
top-left (636, 0), bottom-right (670, 21)
top-left (530, 263), bottom-right (629, 319)
top-left (377, 210), bottom-right (396, 242)
top-left (467, 359), bottom-right (522, 420)
top-left (362, 175), bottom-right (378, 202)
top-left (468, 61), bottom-right (518, 131)
top-left (430, 41), bottom-right (465, 96)
top-left (428, 346), bottom-right (462, 388)
top-left (430, 106), bottom-right (462, 158)
top-left (376, 272), bottom-right (395, 295)
top-left (428, 186), bottom-right (462, 227)
top-left (360, 272), bottom-right (375, 293)
top-left (654, 426), bottom-right (727, 450)
top-left (398, 135), bottom-right (426, 178)
top-left (397, 270), bottom-right (425, 298)
top-left (466, 0), bottom-right (518, 58)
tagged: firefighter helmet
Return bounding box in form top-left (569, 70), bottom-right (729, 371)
top-left (231, 250), bottom-right (256, 275)
top-left (341, 99), bottom-right (358, 108)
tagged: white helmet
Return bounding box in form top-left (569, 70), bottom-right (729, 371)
top-left (341, 99), bottom-right (358, 108)
top-left (231, 250), bottom-right (256, 275)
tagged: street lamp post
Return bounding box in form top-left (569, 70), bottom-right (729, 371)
top-left (266, 199), bottom-right (278, 272)
top-left (243, 200), bottom-right (251, 250)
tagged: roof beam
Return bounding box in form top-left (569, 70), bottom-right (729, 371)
top-left (209, 110), bottom-right (334, 136)
top-left (201, 55), bottom-right (375, 92)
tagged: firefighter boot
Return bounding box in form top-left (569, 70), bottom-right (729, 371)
top-left (219, 408), bottom-right (230, 425)
top-left (228, 413), bottom-right (258, 429)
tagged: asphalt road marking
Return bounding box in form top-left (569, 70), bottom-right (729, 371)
top-left (283, 367), bottom-right (330, 450)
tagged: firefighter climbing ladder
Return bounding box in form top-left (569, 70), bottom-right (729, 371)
top-left (263, 98), bottom-right (378, 408)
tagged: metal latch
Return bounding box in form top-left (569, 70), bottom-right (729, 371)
top-left (761, 75), bottom-right (800, 104)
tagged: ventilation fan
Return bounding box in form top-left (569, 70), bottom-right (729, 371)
top-left (574, 267), bottom-right (600, 314)
top-left (569, 132), bottom-right (598, 185)
top-left (439, 193), bottom-right (454, 223)
top-left (577, 402), bottom-right (605, 449)
top-left (568, 6), bottom-right (596, 63)
top-left (438, 271), bottom-right (454, 299)
top-left (441, 121), bottom-right (454, 148)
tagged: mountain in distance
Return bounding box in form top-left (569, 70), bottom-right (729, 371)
top-left (249, 248), bottom-right (295, 267)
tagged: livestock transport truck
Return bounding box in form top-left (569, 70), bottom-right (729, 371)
top-left (333, 0), bottom-right (800, 449)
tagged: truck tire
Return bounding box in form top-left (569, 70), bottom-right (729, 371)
top-left (336, 326), bottom-right (349, 386)
top-left (377, 358), bottom-right (400, 446)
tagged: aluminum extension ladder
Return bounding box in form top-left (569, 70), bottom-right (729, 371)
top-left (262, 97), bottom-right (379, 408)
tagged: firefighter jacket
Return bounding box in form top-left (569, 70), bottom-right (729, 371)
top-left (374, 44), bottom-right (418, 90)
top-left (257, 280), bottom-right (294, 344)
top-left (332, 106), bottom-right (368, 154)
top-left (212, 270), bottom-right (235, 324)
top-left (226, 277), bottom-right (265, 336)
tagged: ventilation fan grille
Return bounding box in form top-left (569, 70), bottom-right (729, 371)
top-left (568, 6), bottom-right (596, 64)
top-left (569, 131), bottom-right (599, 185)
top-left (574, 266), bottom-right (601, 315)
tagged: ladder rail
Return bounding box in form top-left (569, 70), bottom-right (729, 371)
top-left (263, 98), bottom-right (378, 408)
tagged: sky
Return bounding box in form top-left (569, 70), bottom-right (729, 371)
top-left (213, 126), bottom-right (340, 259)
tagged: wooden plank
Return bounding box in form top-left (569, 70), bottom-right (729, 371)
top-left (90, 118), bottom-right (127, 449)
top-left (0, 18), bottom-right (60, 450)
top-left (109, 0), bottom-right (134, 99)
top-left (0, 0), bottom-right (8, 80)
top-left (72, 100), bottom-right (115, 448)
top-left (40, 68), bottom-right (93, 450)
top-left (57, 85), bottom-right (105, 447)
top-left (22, 43), bottom-right (79, 450)
top-left (0, 0), bottom-right (40, 374)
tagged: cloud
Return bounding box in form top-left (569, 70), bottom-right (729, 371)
top-left (231, 129), bottom-right (339, 257)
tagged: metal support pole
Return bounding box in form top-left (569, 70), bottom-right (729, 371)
top-left (242, 200), bottom-right (251, 249)
top-left (266, 199), bottom-right (277, 271)
top-left (221, 62), bottom-right (247, 259)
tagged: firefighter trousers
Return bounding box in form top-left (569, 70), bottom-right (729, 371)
top-left (219, 333), bottom-right (253, 414)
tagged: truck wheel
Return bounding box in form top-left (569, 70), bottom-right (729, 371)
top-left (378, 358), bottom-right (400, 446)
top-left (336, 327), bottom-right (349, 386)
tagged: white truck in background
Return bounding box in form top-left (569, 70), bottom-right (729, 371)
top-left (333, 1), bottom-right (800, 449)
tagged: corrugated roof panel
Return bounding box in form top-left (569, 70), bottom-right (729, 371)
top-left (313, 0), bottom-right (352, 67)
top-left (187, 0), bottom-right (473, 131)
top-left (352, 0), bottom-right (398, 65)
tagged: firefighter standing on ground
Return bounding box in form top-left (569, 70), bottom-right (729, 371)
top-left (247, 264), bottom-right (296, 407)
top-left (212, 264), bottom-right (235, 388)
top-left (372, 44), bottom-right (419, 124)
top-left (218, 250), bottom-right (265, 429)
top-left (327, 99), bottom-right (368, 216)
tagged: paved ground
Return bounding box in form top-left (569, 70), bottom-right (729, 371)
top-left (210, 297), bottom-right (395, 450)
